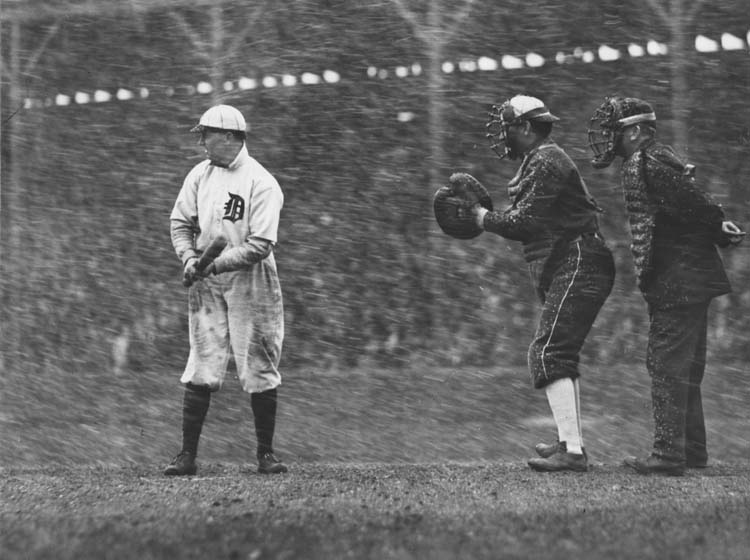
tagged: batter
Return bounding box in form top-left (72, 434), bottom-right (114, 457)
top-left (164, 104), bottom-right (287, 476)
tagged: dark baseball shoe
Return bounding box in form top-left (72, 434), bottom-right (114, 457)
top-left (623, 454), bottom-right (685, 476)
top-left (528, 446), bottom-right (588, 472)
top-left (535, 441), bottom-right (588, 461)
top-left (164, 451), bottom-right (197, 476)
top-left (258, 452), bottom-right (288, 474)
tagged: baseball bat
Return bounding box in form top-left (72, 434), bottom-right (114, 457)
top-left (182, 235), bottom-right (228, 287)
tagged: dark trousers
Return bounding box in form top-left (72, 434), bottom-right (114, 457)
top-left (528, 237), bottom-right (615, 389)
top-left (646, 301), bottom-right (711, 464)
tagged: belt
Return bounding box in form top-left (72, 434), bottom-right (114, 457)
top-left (571, 231), bottom-right (604, 243)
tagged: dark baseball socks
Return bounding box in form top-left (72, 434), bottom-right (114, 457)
top-left (180, 384), bottom-right (278, 461)
top-left (251, 388), bottom-right (278, 458)
top-left (181, 383), bottom-right (211, 457)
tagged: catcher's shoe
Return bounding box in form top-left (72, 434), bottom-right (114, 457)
top-left (623, 454), bottom-right (685, 476)
top-left (535, 441), bottom-right (588, 461)
top-left (528, 443), bottom-right (588, 472)
top-left (163, 451), bottom-right (197, 476)
top-left (534, 441), bottom-right (559, 458)
top-left (258, 452), bottom-right (288, 475)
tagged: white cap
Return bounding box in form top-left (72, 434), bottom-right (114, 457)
top-left (190, 104), bottom-right (247, 132)
top-left (507, 95), bottom-right (559, 122)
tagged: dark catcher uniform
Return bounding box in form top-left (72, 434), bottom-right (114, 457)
top-left (621, 139), bottom-right (731, 466)
top-left (483, 140), bottom-right (615, 389)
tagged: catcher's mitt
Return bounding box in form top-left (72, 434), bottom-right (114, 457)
top-left (433, 172), bottom-right (494, 239)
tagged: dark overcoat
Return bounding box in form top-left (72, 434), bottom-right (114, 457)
top-left (620, 140), bottom-right (731, 308)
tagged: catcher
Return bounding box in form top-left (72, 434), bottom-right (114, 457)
top-left (438, 95), bottom-right (616, 472)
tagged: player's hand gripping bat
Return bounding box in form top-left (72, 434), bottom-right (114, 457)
top-left (182, 235), bottom-right (228, 287)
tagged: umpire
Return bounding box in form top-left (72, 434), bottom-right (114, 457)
top-left (474, 95), bottom-right (615, 472)
top-left (588, 96), bottom-right (745, 475)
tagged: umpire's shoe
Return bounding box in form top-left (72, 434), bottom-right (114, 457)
top-left (535, 441), bottom-right (588, 462)
top-left (163, 451), bottom-right (197, 476)
top-left (623, 454), bottom-right (685, 476)
top-left (258, 452), bottom-right (288, 474)
top-left (528, 442), bottom-right (588, 472)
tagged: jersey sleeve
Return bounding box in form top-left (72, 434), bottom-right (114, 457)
top-left (247, 172), bottom-right (284, 243)
top-left (483, 153), bottom-right (562, 241)
top-left (212, 238), bottom-right (274, 274)
top-left (170, 164), bottom-right (203, 264)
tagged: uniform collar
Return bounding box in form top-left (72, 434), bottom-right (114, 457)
top-left (210, 144), bottom-right (250, 169)
top-left (227, 144), bottom-right (250, 169)
top-left (507, 139), bottom-right (560, 199)
top-left (624, 138), bottom-right (656, 163)
top-left (525, 138), bottom-right (556, 158)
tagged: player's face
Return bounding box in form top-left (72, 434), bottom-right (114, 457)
top-left (199, 129), bottom-right (223, 154)
top-left (504, 123), bottom-right (525, 155)
top-left (615, 125), bottom-right (643, 159)
top-left (199, 130), bottom-right (233, 165)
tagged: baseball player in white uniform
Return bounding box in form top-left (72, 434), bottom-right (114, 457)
top-left (164, 104), bottom-right (287, 476)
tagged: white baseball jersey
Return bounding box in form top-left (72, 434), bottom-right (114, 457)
top-left (170, 145), bottom-right (284, 393)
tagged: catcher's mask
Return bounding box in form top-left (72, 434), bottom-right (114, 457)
top-left (486, 95), bottom-right (559, 160)
top-left (588, 96), bottom-right (656, 169)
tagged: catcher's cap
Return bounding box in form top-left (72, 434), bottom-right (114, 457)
top-left (506, 95), bottom-right (559, 123)
top-left (616, 97), bottom-right (656, 127)
top-left (190, 104), bottom-right (248, 133)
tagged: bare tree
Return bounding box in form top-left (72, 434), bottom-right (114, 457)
top-left (390, 0), bottom-right (477, 193)
top-left (0, 0), bottom-right (266, 247)
top-left (166, 2), bottom-right (267, 103)
top-left (0, 0), bottom-right (235, 21)
top-left (1, 20), bottom-right (61, 246)
top-left (388, 0), bottom-right (478, 336)
top-left (642, 0), bottom-right (709, 155)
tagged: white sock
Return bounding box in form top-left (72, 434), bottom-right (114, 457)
top-left (573, 377), bottom-right (584, 448)
top-left (545, 378), bottom-right (583, 455)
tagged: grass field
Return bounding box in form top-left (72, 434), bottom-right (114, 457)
top-left (2, 361), bottom-right (749, 559)
top-left (3, 463), bottom-right (750, 560)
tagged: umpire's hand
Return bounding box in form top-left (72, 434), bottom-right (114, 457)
top-left (722, 221), bottom-right (746, 246)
